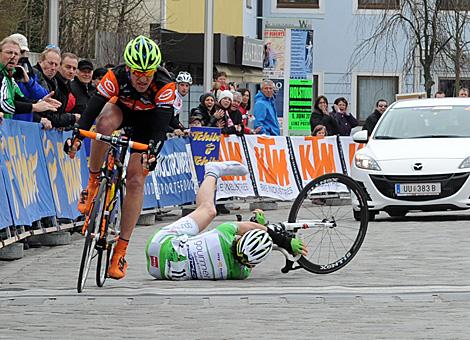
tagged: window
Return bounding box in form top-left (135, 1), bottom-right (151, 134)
top-left (438, 78), bottom-right (470, 97)
top-left (313, 74), bottom-right (319, 104)
top-left (440, 0), bottom-right (470, 11)
top-left (356, 76), bottom-right (398, 122)
top-left (358, 0), bottom-right (399, 10)
top-left (277, 0), bottom-right (319, 9)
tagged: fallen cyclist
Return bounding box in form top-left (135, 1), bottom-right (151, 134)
top-left (145, 161), bottom-right (307, 280)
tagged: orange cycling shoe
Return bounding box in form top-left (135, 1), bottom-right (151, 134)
top-left (108, 252), bottom-right (128, 280)
top-left (78, 171), bottom-right (100, 214)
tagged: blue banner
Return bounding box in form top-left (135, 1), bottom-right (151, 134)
top-left (0, 151), bottom-right (13, 229)
top-left (143, 137), bottom-right (196, 208)
top-left (0, 120), bottom-right (56, 226)
top-left (42, 129), bottom-right (89, 219)
top-left (189, 127), bottom-right (221, 184)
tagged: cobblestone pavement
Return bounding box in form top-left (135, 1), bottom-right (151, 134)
top-left (0, 205), bottom-right (469, 339)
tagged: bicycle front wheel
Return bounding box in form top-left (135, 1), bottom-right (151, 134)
top-left (77, 180), bottom-right (107, 293)
top-left (288, 173), bottom-right (368, 274)
top-left (96, 184), bottom-right (123, 287)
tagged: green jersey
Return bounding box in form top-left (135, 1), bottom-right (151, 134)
top-left (146, 222), bottom-right (251, 280)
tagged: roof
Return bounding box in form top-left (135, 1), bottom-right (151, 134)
top-left (392, 97), bottom-right (470, 109)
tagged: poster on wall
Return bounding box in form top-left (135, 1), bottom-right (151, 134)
top-left (290, 29), bottom-right (314, 79)
top-left (263, 28), bottom-right (286, 78)
top-left (272, 79), bottom-right (284, 118)
top-left (288, 79), bottom-right (313, 132)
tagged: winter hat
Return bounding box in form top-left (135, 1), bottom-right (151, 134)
top-left (9, 33), bottom-right (29, 52)
top-left (199, 92), bottom-right (215, 104)
top-left (218, 90), bottom-right (233, 102)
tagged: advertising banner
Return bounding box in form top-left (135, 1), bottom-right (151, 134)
top-left (290, 29), bottom-right (314, 79)
top-left (0, 156), bottom-right (13, 229)
top-left (189, 127), bottom-right (221, 184)
top-left (0, 121), bottom-right (56, 225)
top-left (289, 136), bottom-right (343, 187)
top-left (263, 28), bottom-right (286, 78)
top-left (337, 136), bottom-right (365, 176)
top-left (216, 135), bottom-right (255, 199)
top-left (244, 135), bottom-right (299, 200)
top-left (152, 137), bottom-right (196, 208)
top-left (42, 129), bottom-right (89, 219)
top-left (288, 79), bottom-right (313, 131)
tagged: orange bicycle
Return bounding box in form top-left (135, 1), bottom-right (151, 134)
top-left (74, 128), bottom-right (151, 293)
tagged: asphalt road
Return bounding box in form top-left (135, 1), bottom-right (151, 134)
top-left (0, 204), bottom-right (469, 339)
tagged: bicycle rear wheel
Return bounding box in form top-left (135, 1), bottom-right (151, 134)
top-left (288, 173), bottom-right (368, 274)
top-left (96, 184), bottom-right (123, 287)
top-left (77, 180), bottom-right (107, 293)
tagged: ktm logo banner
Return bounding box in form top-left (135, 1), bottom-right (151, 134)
top-left (217, 135), bottom-right (255, 199)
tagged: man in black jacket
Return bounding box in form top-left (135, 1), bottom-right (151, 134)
top-left (47, 52), bottom-right (80, 128)
top-left (362, 99), bottom-right (388, 136)
top-left (70, 59), bottom-right (95, 115)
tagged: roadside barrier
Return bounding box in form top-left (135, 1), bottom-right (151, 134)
top-left (0, 121), bottom-right (363, 251)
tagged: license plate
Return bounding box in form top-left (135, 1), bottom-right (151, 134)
top-left (395, 183), bottom-right (441, 196)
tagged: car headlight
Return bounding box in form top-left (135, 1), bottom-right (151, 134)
top-left (459, 156), bottom-right (470, 169)
top-left (354, 154), bottom-right (382, 171)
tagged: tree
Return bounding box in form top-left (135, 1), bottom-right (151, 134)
top-left (351, 0), bottom-right (468, 98)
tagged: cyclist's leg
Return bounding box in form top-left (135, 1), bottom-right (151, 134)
top-left (187, 161), bottom-right (249, 232)
top-left (79, 101), bottom-right (123, 214)
top-left (109, 108), bottom-right (171, 279)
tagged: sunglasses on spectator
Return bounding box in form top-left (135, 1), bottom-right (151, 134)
top-left (378, 104), bottom-right (388, 108)
top-left (130, 68), bottom-right (155, 79)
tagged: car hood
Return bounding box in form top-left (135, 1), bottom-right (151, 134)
top-left (363, 138), bottom-right (470, 160)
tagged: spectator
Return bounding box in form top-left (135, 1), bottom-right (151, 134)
top-left (434, 91), bottom-right (446, 98)
top-left (214, 71), bottom-right (228, 91)
top-left (209, 90), bottom-right (232, 130)
top-left (70, 59), bottom-right (95, 115)
top-left (35, 48), bottom-right (61, 93)
top-left (312, 124), bottom-right (327, 137)
top-left (46, 52), bottom-right (80, 128)
top-left (330, 97), bottom-right (358, 136)
top-left (170, 71), bottom-right (192, 136)
top-left (227, 91), bottom-right (244, 136)
top-left (362, 99), bottom-right (388, 136)
top-left (310, 95), bottom-right (339, 136)
top-left (9, 33), bottom-right (48, 102)
top-left (238, 87), bottom-right (258, 134)
top-left (188, 113), bottom-right (203, 128)
top-left (253, 79), bottom-right (281, 136)
top-left (92, 67), bottom-right (107, 87)
top-left (190, 93), bottom-right (216, 126)
top-left (458, 88), bottom-right (469, 97)
top-left (228, 82), bottom-right (237, 92)
top-left (0, 37), bottom-right (60, 120)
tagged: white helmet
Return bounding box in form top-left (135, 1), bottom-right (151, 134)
top-left (236, 229), bottom-right (273, 266)
top-left (176, 71), bottom-right (193, 85)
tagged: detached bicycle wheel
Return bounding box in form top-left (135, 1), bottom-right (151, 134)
top-left (77, 180), bottom-right (107, 293)
top-left (288, 173), bottom-right (368, 274)
top-left (96, 184), bottom-right (123, 287)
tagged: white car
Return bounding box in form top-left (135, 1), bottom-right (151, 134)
top-left (351, 97), bottom-right (470, 219)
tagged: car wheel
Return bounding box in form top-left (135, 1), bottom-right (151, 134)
top-left (353, 210), bottom-right (361, 221)
top-left (368, 211), bottom-right (376, 221)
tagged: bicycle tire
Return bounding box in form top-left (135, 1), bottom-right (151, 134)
top-left (96, 184), bottom-right (123, 287)
top-left (77, 180), bottom-right (107, 293)
top-left (288, 173), bottom-right (368, 274)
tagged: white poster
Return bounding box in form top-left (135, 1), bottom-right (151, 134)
top-left (216, 135), bottom-right (255, 199)
top-left (289, 136), bottom-right (343, 187)
top-left (244, 135), bottom-right (299, 201)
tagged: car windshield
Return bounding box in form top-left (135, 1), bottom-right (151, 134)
top-left (374, 105), bottom-right (470, 139)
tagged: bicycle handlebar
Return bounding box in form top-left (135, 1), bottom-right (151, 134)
top-left (76, 129), bottom-right (149, 151)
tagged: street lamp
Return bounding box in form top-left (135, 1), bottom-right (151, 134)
top-left (203, 0), bottom-right (214, 92)
top-left (48, 0), bottom-right (59, 46)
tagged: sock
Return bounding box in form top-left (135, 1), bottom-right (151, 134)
top-left (114, 237), bottom-right (129, 255)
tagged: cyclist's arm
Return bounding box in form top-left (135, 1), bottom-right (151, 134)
top-left (76, 93), bottom-right (108, 131)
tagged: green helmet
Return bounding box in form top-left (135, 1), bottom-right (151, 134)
top-left (124, 35), bottom-right (161, 71)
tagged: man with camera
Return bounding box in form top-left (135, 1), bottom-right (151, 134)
top-left (0, 37), bottom-right (60, 121)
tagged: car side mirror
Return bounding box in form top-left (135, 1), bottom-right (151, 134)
top-left (353, 130), bottom-right (369, 143)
